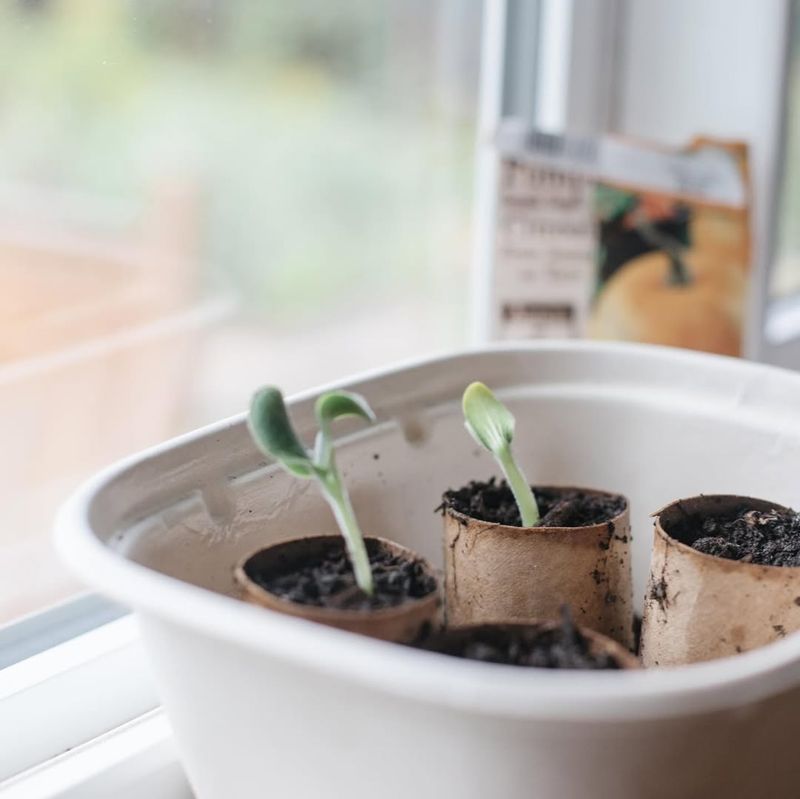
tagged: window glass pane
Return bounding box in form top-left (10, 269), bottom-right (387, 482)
top-left (0, 0), bottom-right (481, 623)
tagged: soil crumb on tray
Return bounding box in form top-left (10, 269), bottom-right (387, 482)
top-left (422, 609), bottom-right (622, 669)
top-left (668, 504), bottom-right (800, 567)
top-left (438, 478), bottom-right (626, 528)
top-left (249, 541), bottom-right (436, 611)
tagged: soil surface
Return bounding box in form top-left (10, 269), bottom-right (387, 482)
top-left (439, 478), bottom-right (626, 528)
top-left (420, 609), bottom-right (622, 669)
top-left (248, 540), bottom-right (437, 611)
top-left (631, 613), bottom-right (643, 655)
top-left (666, 503), bottom-right (800, 567)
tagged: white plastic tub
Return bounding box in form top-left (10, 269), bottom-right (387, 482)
top-left (56, 343), bottom-right (800, 798)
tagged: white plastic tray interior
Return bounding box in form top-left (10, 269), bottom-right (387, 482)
top-left (90, 343), bottom-right (800, 619)
top-left (57, 343), bottom-right (800, 799)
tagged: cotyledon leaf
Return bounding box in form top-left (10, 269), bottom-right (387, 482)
top-left (248, 386), bottom-right (314, 478)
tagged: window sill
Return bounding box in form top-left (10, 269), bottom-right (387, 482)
top-left (1, 709), bottom-right (192, 799)
top-left (0, 614), bottom-right (159, 780)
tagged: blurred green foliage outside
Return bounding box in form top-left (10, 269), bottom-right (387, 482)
top-left (0, 0), bottom-right (481, 322)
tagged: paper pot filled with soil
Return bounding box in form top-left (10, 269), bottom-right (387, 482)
top-left (441, 480), bottom-right (634, 648)
top-left (235, 535), bottom-right (439, 643)
top-left (234, 385), bottom-right (440, 644)
top-left (641, 494), bottom-right (800, 666)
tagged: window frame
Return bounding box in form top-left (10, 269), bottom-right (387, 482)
top-left (0, 594), bottom-right (126, 670)
top-left (471, 0), bottom-right (619, 343)
top-left (754, 1), bottom-right (800, 366)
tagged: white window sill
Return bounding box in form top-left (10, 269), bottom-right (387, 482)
top-left (1, 709), bottom-right (192, 799)
top-left (0, 614), bottom-right (163, 787)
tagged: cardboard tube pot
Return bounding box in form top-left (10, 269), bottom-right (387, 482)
top-left (235, 535), bottom-right (440, 643)
top-left (444, 487), bottom-right (633, 648)
top-left (421, 621), bottom-right (640, 670)
top-left (641, 494), bottom-right (800, 666)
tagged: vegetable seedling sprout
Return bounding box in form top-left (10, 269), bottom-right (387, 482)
top-left (248, 386), bottom-right (376, 594)
top-left (462, 382), bottom-right (540, 527)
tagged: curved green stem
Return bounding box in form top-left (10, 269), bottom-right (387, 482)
top-left (497, 445), bottom-right (540, 527)
top-left (319, 466), bottom-right (374, 595)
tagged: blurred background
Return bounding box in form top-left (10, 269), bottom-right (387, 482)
top-left (2, 0), bottom-right (800, 627)
top-left (0, 0), bottom-right (481, 620)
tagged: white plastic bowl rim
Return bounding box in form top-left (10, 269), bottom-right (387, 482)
top-left (55, 341), bottom-right (800, 722)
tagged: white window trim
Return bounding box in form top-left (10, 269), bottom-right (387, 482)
top-left (1, 710), bottom-right (190, 799)
top-left (0, 594), bottom-right (126, 670)
top-left (471, 0), bottom-right (620, 343)
top-left (471, 0), bottom-right (509, 344)
top-left (753, 2), bottom-right (797, 365)
top-left (0, 615), bottom-right (159, 781)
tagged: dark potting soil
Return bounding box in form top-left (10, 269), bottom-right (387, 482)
top-left (249, 540), bottom-right (437, 611)
top-left (667, 503), bottom-right (800, 567)
top-left (420, 609), bottom-right (622, 669)
top-left (631, 612), bottom-right (643, 656)
top-left (438, 478), bottom-right (626, 528)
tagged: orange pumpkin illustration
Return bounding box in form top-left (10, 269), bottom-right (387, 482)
top-left (588, 244), bottom-right (745, 356)
top-left (590, 164), bottom-right (749, 358)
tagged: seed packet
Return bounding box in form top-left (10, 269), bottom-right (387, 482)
top-left (489, 124), bottom-right (749, 356)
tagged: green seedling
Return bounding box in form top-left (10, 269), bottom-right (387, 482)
top-left (462, 381), bottom-right (540, 527)
top-left (248, 386), bottom-right (376, 594)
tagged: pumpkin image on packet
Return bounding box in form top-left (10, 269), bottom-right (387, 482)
top-left (489, 128), bottom-right (750, 358)
top-left (588, 141), bottom-right (750, 357)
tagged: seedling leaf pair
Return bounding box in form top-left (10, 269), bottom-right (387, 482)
top-left (248, 386), bottom-right (376, 594)
top-left (462, 382), bottom-right (541, 527)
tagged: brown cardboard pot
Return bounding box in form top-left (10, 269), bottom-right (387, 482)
top-left (443, 486), bottom-right (634, 648)
top-left (421, 621), bottom-right (640, 670)
top-left (641, 494), bottom-right (800, 667)
top-left (235, 535), bottom-right (440, 643)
